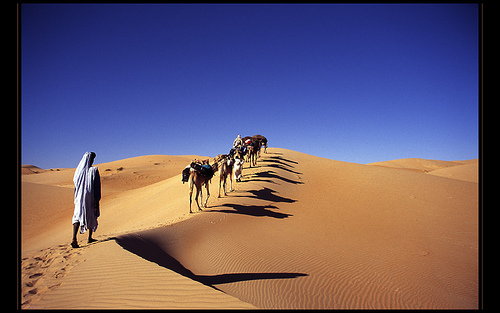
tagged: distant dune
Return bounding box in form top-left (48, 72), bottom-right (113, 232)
top-left (367, 158), bottom-right (478, 183)
top-left (21, 148), bottom-right (478, 309)
top-left (21, 165), bottom-right (46, 175)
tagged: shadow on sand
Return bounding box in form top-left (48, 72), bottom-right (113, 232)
top-left (252, 170), bottom-right (303, 185)
top-left (210, 203), bottom-right (292, 219)
top-left (264, 163), bottom-right (302, 175)
top-left (233, 187), bottom-right (297, 203)
top-left (115, 235), bottom-right (307, 292)
top-left (265, 155), bottom-right (299, 165)
top-left (245, 153), bottom-right (302, 179)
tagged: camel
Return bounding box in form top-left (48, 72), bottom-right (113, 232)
top-left (241, 135), bottom-right (266, 163)
top-left (246, 139), bottom-right (260, 167)
top-left (252, 135), bottom-right (268, 154)
top-left (218, 155), bottom-right (234, 198)
top-left (189, 159), bottom-right (215, 213)
top-left (246, 144), bottom-right (256, 167)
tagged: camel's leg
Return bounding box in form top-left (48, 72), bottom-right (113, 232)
top-left (189, 192), bottom-right (193, 213)
top-left (218, 175), bottom-right (223, 198)
top-left (221, 174), bottom-right (228, 196)
top-left (203, 182), bottom-right (210, 207)
top-left (194, 186), bottom-right (201, 212)
top-left (189, 178), bottom-right (194, 213)
top-left (228, 167), bottom-right (234, 192)
top-left (199, 188), bottom-right (203, 208)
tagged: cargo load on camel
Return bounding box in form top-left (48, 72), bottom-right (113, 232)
top-left (182, 161), bottom-right (214, 183)
top-left (191, 162), bottom-right (214, 178)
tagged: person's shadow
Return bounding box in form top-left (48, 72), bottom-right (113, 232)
top-left (115, 234), bottom-right (307, 292)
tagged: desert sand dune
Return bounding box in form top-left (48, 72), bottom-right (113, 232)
top-left (24, 239), bottom-right (255, 309)
top-left (21, 155), bottom-right (208, 253)
top-left (21, 165), bottom-right (45, 175)
top-left (427, 159), bottom-right (478, 183)
top-left (367, 158), bottom-right (466, 172)
top-left (368, 158), bottom-right (478, 183)
top-left (20, 148), bottom-right (478, 309)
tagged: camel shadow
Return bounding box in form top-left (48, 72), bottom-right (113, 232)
top-left (267, 155), bottom-right (298, 165)
top-left (262, 162), bottom-right (303, 175)
top-left (114, 235), bottom-right (307, 292)
top-left (261, 158), bottom-right (296, 168)
top-left (253, 171), bottom-right (303, 185)
top-left (212, 203), bottom-right (292, 219)
top-left (234, 187), bottom-right (297, 203)
top-left (238, 177), bottom-right (276, 184)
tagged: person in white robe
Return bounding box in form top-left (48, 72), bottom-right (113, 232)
top-left (233, 135), bottom-right (242, 148)
top-left (233, 158), bottom-right (244, 182)
top-left (71, 152), bottom-right (101, 248)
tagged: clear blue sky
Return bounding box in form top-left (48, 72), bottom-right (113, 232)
top-left (21, 4), bottom-right (479, 169)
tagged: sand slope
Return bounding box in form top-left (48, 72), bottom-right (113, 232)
top-left (21, 148), bottom-right (478, 309)
top-left (26, 239), bottom-right (255, 309)
top-left (21, 154), bottom-right (208, 253)
top-left (21, 165), bottom-right (46, 175)
top-left (21, 154), bottom-right (254, 309)
top-left (427, 159), bottom-right (478, 183)
top-left (367, 158), bottom-right (478, 183)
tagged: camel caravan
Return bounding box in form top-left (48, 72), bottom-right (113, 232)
top-left (181, 134), bottom-right (268, 213)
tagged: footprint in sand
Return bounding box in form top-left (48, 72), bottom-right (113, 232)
top-left (28, 273), bottom-right (43, 279)
top-left (22, 245), bottom-right (85, 308)
top-left (25, 277), bottom-right (44, 288)
top-left (28, 286), bottom-right (48, 294)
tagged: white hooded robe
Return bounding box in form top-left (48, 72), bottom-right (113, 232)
top-left (72, 152), bottom-right (101, 234)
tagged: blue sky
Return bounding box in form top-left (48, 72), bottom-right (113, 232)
top-left (21, 4), bottom-right (479, 169)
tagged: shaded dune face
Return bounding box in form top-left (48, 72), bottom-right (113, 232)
top-left (21, 148), bottom-right (478, 309)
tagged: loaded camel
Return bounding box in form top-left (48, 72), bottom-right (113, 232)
top-left (242, 136), bottom-right (263, 167)
top-left (214, 154), bottom-right (234, 198)
top-left (252, 134), bottom-right (268, 154)
top-left (185, 134), bottom-right (267, 210)
top-left (246, 144), bottom-right (257, 167)
top-left (188, 159), bottom-right (216, 213)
